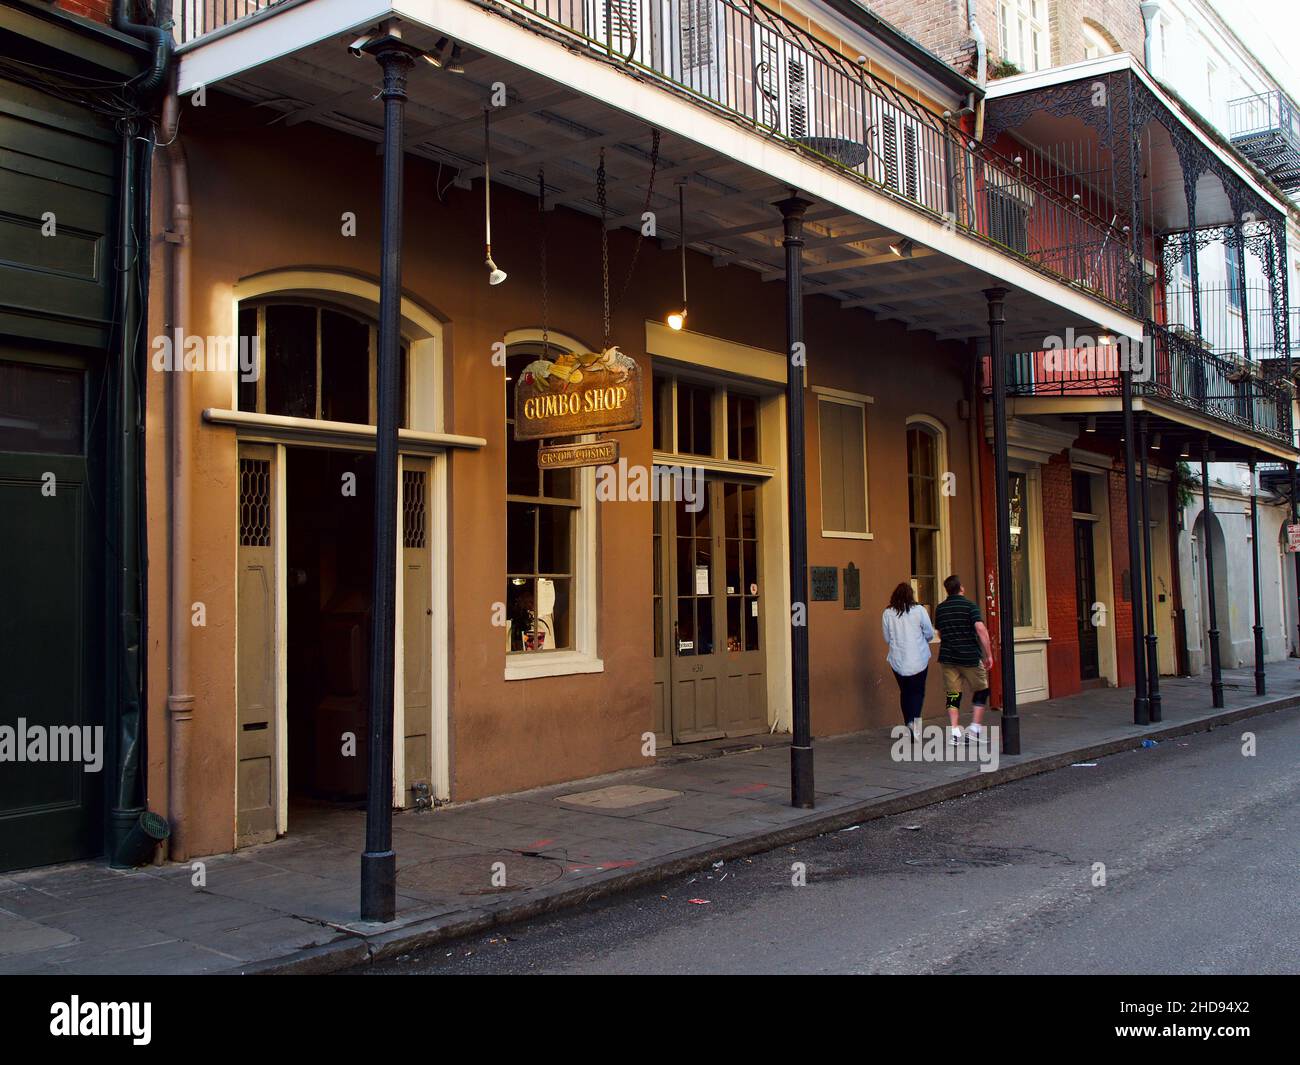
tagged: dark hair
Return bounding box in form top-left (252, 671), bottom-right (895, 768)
top-left (889, 582), bottom-right (915, 616)
top-left (943, 574), bottom-right (962, 597)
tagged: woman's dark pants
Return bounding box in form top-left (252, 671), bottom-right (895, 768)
top-left (893, 668), bottom-right (927, 724)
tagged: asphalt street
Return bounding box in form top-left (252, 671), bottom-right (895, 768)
top-left (361, 708), bottom-right (1300, 975)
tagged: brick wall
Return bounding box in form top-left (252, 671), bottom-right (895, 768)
top-left (863, 0), bottom-right (1148, 77)
top-left (55, 0), bottom-right (116, 24)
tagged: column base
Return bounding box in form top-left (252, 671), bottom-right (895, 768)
top-left (790, 745), bottom-right (815, 809)
top-left (360, 849), bottom-right (397, 923)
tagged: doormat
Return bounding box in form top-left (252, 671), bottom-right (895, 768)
top-left (555, 784), bottom-right (682, 810)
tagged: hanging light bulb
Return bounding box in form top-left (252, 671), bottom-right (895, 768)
top-left (666, 182), bottom-right (688, 330)
top-left (483, 110), bottom-right (506, 286)
top-left (1150, 432), bottom-right (1162, 451)
top-left (1085, 415), bottom-right (1097, 433)
top-left (889, 236), bottom-right (915, 258)
top-left (447, 43), bottom-right (465, 74)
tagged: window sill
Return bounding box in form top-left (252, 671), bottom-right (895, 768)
top-left (504, 650), bottom-right (605, 681)
top-left (821, 529), bottom-right (873, 540)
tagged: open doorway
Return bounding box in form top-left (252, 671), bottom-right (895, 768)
top-left (286, 446), bottom-right (375, 809)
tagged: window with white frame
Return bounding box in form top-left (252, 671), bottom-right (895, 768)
top-left (998, 0), bottom-right (1051, 73)
top-left (906, 418), bottom-right (948, 614)
top-left (818, 394), bottom-right (869, 537)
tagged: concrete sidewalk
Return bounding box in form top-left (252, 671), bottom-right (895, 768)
top-left (3, 663), bottom-right (1298, 974)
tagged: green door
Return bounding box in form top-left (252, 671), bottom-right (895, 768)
top-left (0, 355), bottom-right (103, 870)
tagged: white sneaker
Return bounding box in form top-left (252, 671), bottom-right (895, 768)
top-left (908, 718), bottom-right (922, 738)
top-left (949, 726), bottom-right (964, 746)
top-left (966, 723), bottom-right (984, 743)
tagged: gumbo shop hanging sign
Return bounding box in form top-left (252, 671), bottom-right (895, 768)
top-left (514, 346), bottom-right (642, 441)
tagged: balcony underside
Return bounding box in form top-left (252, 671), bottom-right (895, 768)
top-left (1007, 395), bottom-right (1297, 463)
top-left (176, 0), bottom-right (1140, 348)
top-left (1231, 131), bottom-right (1300, 192)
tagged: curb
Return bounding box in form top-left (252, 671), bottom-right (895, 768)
top-left (237, 694), bottom-right (1300, 974)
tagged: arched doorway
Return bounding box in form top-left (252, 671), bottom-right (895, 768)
top-left (1191, 509), bottom-right (1232, 672)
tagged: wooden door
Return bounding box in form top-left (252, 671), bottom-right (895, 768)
top-left (661, 477), bottom-right (768, 743)
top-left (0, 356), bottom-right (103, 870)
top-left (401, 457), bottom-right (433, 804)
top-left (1074, 518), bottom-right (1100, 681)
top-left (236, 444), bottom-right (279, 846)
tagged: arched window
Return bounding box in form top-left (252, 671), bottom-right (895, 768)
top-left (236, 300), bottom-right (408, 427)
top-left (906, 417), bottom-right (948, 613)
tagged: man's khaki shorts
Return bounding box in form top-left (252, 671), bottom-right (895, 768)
top-left (942, 662), bottom-right (988, 694)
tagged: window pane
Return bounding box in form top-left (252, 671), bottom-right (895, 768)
top-left (264, 304), bottom-right (317, 418)
top-left (727, 596), bottom-right (741, 652)
top-left (744, 596), bottom-right (760, 650)
top-left (506, 501), bottom-right (535, 574)
top-left (0, 362), bottom-right (83, 454)
top-left (727, 392), bottom-right (758, 462)
top-left (1009, 472), bottom-right (1033, 627)
top-left (653, 374), bottom-right (671, 451)
top-left (819, 401), bottom-right (845, 531)
top-left (676, 596), bottom-right (696, 654)
top-left (537, 503), bottom-right (572, 575)
top-left (320, 309), bottom-right (370, 424)
top-left (696, 596), bottom-right (714, 655)
top-left (678, 382), bottom-right (713, 456)
top-left (238, 306), bottom-right (258, 413)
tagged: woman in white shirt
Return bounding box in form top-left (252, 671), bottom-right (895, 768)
top-left (881, 582), bottom-right (933, 735)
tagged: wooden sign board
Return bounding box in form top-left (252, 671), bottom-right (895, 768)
top-left (514, 346), bottom-right (642, 441)
top-left (538, 439), bottom-right (619, 470)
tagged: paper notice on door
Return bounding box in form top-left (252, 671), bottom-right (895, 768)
top-left (751, 600), bottom-right (758, 616)
top-left (695, 565), bottom-right (709, 594)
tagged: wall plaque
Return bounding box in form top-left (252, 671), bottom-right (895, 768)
top-left (514, 346), bottom-right (642, 440)
top-left (843, 563), bottom-right (860, 610)
top-left (537, 439), bottom-right (618, 470)
top-left (811, 566), bottom-right (838, 602)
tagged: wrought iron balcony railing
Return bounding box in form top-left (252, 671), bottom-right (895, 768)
top-left (174, 0), bottom-right (1136, 314)
top-left (1004, 321), bottom-right (1293, 445)
top-left (1228, 89), bottom-right (1300, 191)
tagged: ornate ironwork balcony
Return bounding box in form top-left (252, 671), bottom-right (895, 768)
top-left (175, 0), bottom-right (1135, 314)
top-left (1004, 321), bottom-right (1293, 446)
top-left (1229, 90), bottom-right (1300, 191)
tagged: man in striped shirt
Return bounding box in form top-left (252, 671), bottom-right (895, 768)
top-left (933, 574), bottom-right (994, 746)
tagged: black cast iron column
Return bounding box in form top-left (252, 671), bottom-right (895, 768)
top-left (1201, 442), bottom-right (1224, 708)
top-left (1138, 416), bottom-right (1161, 721)
top-left (1249, 457), bottom-right (1265, 695)
top-left (1292, 463), bottom-right (1300, 653)
top-left (985, 288), bottom-right (1019, 755)
top-left (779, 195), bottom-right (815, 809)
top-left (361, 34), bottom-right (417, 923)
top-left (1121, 364), bottom-right (1150, 723)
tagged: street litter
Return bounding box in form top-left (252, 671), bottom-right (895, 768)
top-left (903, 825), bottom-right (921, 831)
top-left (711, 860), bottom-right (724, 869)
top-left (841, 825), bottom-right (861, 832)
top-left (1141, 739), bottom-right (1159, 748)
top-left (1071, 762), bottom-right (1098, 767)
top-left (688, 898), bottom-right (710, 905)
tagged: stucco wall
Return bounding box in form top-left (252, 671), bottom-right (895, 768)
top-left (146, 95), bottom-right (980, 856)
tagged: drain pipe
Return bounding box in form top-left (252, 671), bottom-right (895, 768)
top-left (112, 0), bottom-right (171, 95)
top-left (968, 0), bottom-right (987, 138)
top-left (1140, 3), bottom-right (1160, 74)
top-left (161, 80), bottom-right (195, 861)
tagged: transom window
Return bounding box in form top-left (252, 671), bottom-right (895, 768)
top-left (237, 301), bottom-right (408, 426)
top-left (653, 372), bottom-right (761, 464)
